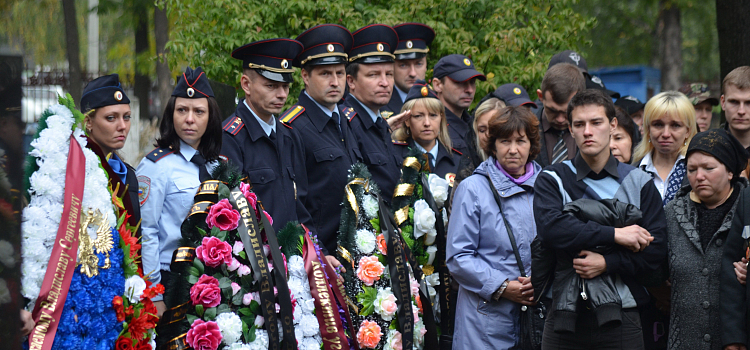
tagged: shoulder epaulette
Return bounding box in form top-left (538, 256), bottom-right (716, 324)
top-left (280, 105), bottom-right (305, 124)
top-left (452, 148), bottom-right (463, 155)
top-left (145, 147), bottom-right (174, 162)
top-left (340, 106), bottom-right (357, 122)
top-left (280, 122), bottom-right (293, 130)
top-left (392, 140), bottom-right (408, 146)
top-left (222, 116), bottom-right (244, 136)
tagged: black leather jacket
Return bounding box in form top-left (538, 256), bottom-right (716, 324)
top-left (531, 199), bottom-right (642, 333)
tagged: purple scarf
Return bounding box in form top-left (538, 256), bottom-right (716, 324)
top-left (495, 160), bottom-right (534, 185)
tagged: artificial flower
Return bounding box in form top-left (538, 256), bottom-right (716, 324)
top-left (196, 236), bottom-right (233, 268)
top-left (413, 200), bottom-right (436, 241)
top-left (363, 194), bottom-right (379, 219)
top-left (355, 229), bottom-right (377, 254)
top-left (232, 241), bottom-right (244, 256)
top-left (186, 319), bottom-right (222, 350)
top-left (124, 275), bottom-right (147, 303)
top-left (254, 315), bottom-right (264, 328)
top-left (356, 320), bottom-right (382, 349)
top-left (228, 257), bottom-right (241, 272)
top-left (428, 174), bottom-right (449, 208)
top-left (231, 282), bottom-right (241, 296)
top-left (373, 287), bottom-right (398, 321)
top-left (115, 337), bottom-right (134, 350)
top-left (242, 292), bottom-right (254, 305)
top-left (206, 199), bottom-right (240, 231)
top-left (356, 256), bottom-right (385, 286)
top-left (376, 234), bottom-right (388, 255)
top-left (426, 246), bottom-right (438, 265)
top-left (237, 264), bottom-right (251, 277)
top-left (215, 312), bottom-right (243, 345)
top-left (190, 274), bottom-right (222, 308)
top-left (384, 329), bottom-right (403, 350)
top-left (300, 313), bottom-right (320, 337)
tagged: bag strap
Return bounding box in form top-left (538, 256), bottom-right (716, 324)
top-left (484, 174), bottom-right (527, 278)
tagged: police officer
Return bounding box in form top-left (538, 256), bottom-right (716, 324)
top-left (381, 22), bottom-right (435, 119)
top-left (279, 24), bottom-right (360, 256)
top-left (220, 38), bottom-right (314, 234)
top-left (137, 66), bottom-right (224, 316)
top-left (343, 24), bottom-right (402, 201)
top-left (431, 54), bottom-right (486, 160)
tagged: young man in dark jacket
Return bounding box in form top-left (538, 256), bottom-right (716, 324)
top-left (533, 89), bottom-right (667, 349)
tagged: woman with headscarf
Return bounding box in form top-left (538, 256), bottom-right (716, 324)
top-left (665, 129), bottom-right (749, 350)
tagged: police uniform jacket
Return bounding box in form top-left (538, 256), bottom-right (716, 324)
top-left (344, 96), bottom-right (402, 201)
top-left (281, 90), bottom-right (362, 253)
top-left (220, 101), bottom-right (314, 235)
top-left (381, 86), bottom-right (407, 118)
top-left (137, 140), bottom-right (215, 298)
top-left (445, 107), bottom-right (473, 159)
top-left (396, 138), bottom-right (461, 180)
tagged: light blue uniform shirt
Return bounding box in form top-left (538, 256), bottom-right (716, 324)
top-left (395, 86), bottom-right (408, 103)
top-left (348, 95), bottom-right (381, 124)
top-left (244, 100), bottom-right (276, 137)
top-left (414, 140), bottom-right (439, 168)
top-left (136, 140), bottom-right (215, 301)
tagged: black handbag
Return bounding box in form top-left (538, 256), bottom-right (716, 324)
top-left (485, 175), bottom-right (546, 350)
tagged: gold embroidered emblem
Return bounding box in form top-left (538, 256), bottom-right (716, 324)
top-left (76, 209), bottom-right (114, 277)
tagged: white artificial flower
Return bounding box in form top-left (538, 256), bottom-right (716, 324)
top-left (254, 315), bottom-right (264, 328)
top-left (288, 255), bottom-right (306, 279)
top-left (428, 174), bottom-right (449, 208)
top-left (0, 240), bottom-right (15, 268)
top-left (293, 304), bottom-right (302, 323)
top-left (442, 208), bottom-right (448, 228)
top-left (233, 241), bottom-right (244, 255)
top-left (248, 329), bottom-right (269, 350)
top-left (414, 319), bottom-right (427, 347)
top-left (363, 194), bottom-right (379, 219)
top-left (425, 273), bottom-right (439, 287)
top-left (216, 312), bottom-right (243, 345)
top-left (301, 298), bottom-right (316, 313)
top-left (300, 313), bottom-right (319, 337)
top-left (225, 343), bottom-right (251, 350)
top-left (413, 200), bottom-right (436, 240)
top-left (384, 329), bottom-right (403, 350)
top-left (300, 337), bottom-right (322, 350)
top-left (124, 276), bottom-right (147, 303)
top-left (294, 326), bottom-right (305, 342)
top-left (426, 246), bottom-right (438, 265)
top-left (374, 287), bottom-right (398, 321)
top-left (355, 229), bottom-right (377, 254)
top-left (287, 277), bottom-right (305, 298)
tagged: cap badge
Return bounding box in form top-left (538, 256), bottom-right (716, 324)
top-left (513, 87), bottom-right (522, 95)
top-left (569, 52), bottom-right (581, 65)
top-left (591, 76), bottom-right (604, 87)
top-left (114, 91), bottom-right (123, 101)
top-left (421, 86), bottom-right (429, 97)
top-left (377, 43), bottom-right (384, 52)
top-left (406, 40), bottom-right (413, 49)
top-left (625, 96), bottom-right (639, 102)
top-left (327, 44), bottom-right (335, 53)
top-left (463, 58), bottom-right (471, 66)
top-left (187, 87), bottom-right (195, 98)
top-left (281, 59), bottom-right (289, 69)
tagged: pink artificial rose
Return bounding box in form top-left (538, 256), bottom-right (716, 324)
top-left (186, 319), bottom-right (222, 350)
top-left (206, 199), bottom-right (240, 231)
top-left (240, 182), bottom-right (257, 209)
top-left (263, 211), bottom-right (273, 226)
top-left (237, 264), bottom-right (251, 277)
top-left (190, 275), bottom-right (221, 308)
top-left (410, 278), bottom-right (420, 297)
top-left (196, 236), bottom-right (233, 268)
top-left (263, 245), bottom-right (271, 257)
top-left (231, 282), bottom-right (241, 296)
top-left (242, 292), bottom-right (254, 305)
top-left (254, 315), bottom-right (264, 328)
top-left (356, 256), bottom-right (385, 286)
top-left (232, 241), bottom-right (244, 255)
top-left (387, 330), bottom-right (403, 350)
top-left (227, 258), bottom-right (241, 272)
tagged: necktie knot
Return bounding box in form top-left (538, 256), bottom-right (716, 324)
top-left (190, 153), bottom-right (210, 182)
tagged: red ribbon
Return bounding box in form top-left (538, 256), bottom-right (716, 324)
top-left (302, 233), bottom-right (350, 350)
top-left (28, 135), bottom-right (86, 350)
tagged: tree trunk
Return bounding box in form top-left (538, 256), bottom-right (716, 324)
top-left (660, 0), bottom-right (682, 91)
top-left (716, 0), bottom-right (750, 83)
top-left (62, 0), bottom-right (82, 107)
top-left (154, 4), bottom-right (171, 117)
top-left (134, 5), bottom-right (151, 120)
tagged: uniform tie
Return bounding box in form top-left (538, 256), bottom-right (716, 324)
top-left (190, 153), bottom-right (211, 182)
top-left (427, 152), bottom-right (435, 169)
top-left (332, 111), bottom-right (342, 136)
top-left (551, 130), bottom-right (568, 164)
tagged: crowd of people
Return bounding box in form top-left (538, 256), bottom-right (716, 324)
top-left (17, 20), bottom-right (750, 350)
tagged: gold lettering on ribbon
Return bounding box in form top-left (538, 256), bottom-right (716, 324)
top-left (198, 180), bottom-right (220, 195)
top-left (391, 236), bottom-right (413, 348)
top-left (173, 247), bottom-right (196, 263)
top-left (393, 184), bottom-right (415, 198)
top-left (311, 261), bottom-right (343, 346)
top-left (188, 201), bottom-right (212, 217)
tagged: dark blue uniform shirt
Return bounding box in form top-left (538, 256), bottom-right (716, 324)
top-left (381, 86), bottom-right (407, 118)
top-left (220, 101), bottom-right (314, 234)
top-left (344, 95), bottom-right (402, 202)
top-left (396, 138), bottom-right (462, 180)
top-left (281, 90), bottom-right (362, 253)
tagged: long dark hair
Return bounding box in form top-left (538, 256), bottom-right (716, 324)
top-left (156, 96), bottom-right (223, 161)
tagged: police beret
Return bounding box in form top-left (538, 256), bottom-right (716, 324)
top-left (349, 24), bottom-right (398, 64)
top-left (294, 24), bottom-right (353, 67)
top-left (393, 23), bottom-right (435, 61)
top-left (172, 66), bottom-right (214, 98)
top-left (403, 79), bottom-right (439, 105)
top-left (433, 54), bottom-right (486, 82)
top-left (80, 74), bottom-right (130, 111)
top-left (232, 38), bottom-right (304, 83)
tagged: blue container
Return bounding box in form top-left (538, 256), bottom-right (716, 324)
top-left (589, 65), bottom-right (661, 103)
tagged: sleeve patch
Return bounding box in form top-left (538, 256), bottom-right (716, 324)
top-left (280, 105), bottom-right (305, 124)
top-left (223, 116), bottom-right (245, 136)
top-left (138, 175), bottom-right (151, 205)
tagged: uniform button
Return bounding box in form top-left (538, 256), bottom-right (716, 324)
top-left (716, 239), bottom-right (723, 246)
top-left (521, 305), bottom-right (527, 311)
top-left (330, 154), bottom-right (334, 159)
top-left (702, 301), bottom-right (710, 309)
top-left (702, 268), bottom-right (709, 276)
top-left (261, 176), bottom-right (265, 181)
top-left (704, 334), bottom-right (711, 342)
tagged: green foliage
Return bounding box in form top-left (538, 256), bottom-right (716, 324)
top-left (165, 0), bottom-right (593, 107)
top-left (356, 286), bottom-right (377, 316)
top-left (276, 221), bottom-right (305, 257)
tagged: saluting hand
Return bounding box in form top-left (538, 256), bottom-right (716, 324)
top-left (386, 110), bottom-right (411, 131)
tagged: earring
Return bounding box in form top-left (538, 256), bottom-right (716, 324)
top-left (406, 128), bottom-right (411, 136)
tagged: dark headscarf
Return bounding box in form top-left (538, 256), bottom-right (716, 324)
top-left (687, 129), bottom-right (749, 181)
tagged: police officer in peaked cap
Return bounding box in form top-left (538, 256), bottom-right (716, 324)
top-left (220, 38), bottom-right (315, 235)
top-left (381, 22), bottom-right (436, 119)
top-left (278, 24), bottom-right (362, 258)
top-left (342, 24), bottom-right (403, 202)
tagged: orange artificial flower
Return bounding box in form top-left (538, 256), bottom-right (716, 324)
top-left (376, 234), bottom-right (387, 256)
top-left (356, 320), bottom-right (382, 349)
top-left (356, 256), bottom-right (385, 286)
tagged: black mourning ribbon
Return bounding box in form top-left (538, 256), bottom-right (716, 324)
top-left (378, 194), bottom-right (414, 350)
top-left (190, 153), bottom-right (211, 182)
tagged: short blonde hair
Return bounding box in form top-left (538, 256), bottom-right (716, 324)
top-left (392, 98), bottom-right (452, 152)
top-left (473, 98), bottom-right (507, 161)
top-left (632, 91), bottom-right (697, 164)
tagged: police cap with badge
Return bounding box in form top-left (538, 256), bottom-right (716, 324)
top-left (392, 23), bottom-right (435, 61)
top-left (294, 24), bottom-right (353, 67)
top-left (548, 49), bottom-right (588, 74)
top-left (403, 79), bottom-right (439, 103)
top-left (433, 54), bottom-right (486, 82)
top-left (349, 24), bottom-right (399, 64)
top-left (81, 74), bottom-right (130, 111)
top-left (232, 38), bottom-right (304, 83)
top-left (173, 66), bottom-right (214, 99)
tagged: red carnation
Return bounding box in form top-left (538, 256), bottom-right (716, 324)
top-left (112, 296), bottom-right (126, 322)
